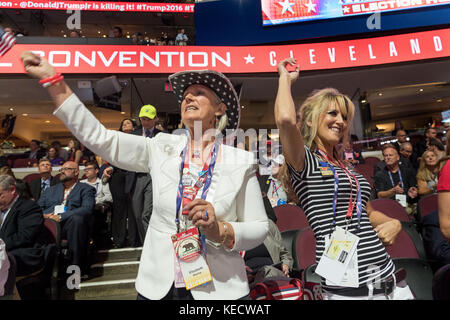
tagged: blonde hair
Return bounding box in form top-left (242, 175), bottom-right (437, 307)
top-left (216, 113), bottom-right (228, 133)
top-left (0, 166), bottom-right (15, 179)
top-left (417, 150), bottom-right (444, 182)
top-left (299, 88), bottom-right (355, 156)
top-left (280, 88), bottom-right (355, 204)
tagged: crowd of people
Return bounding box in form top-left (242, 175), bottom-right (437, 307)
top-left (0, 40), bottom-right (449, 300)
top-left (65, 25), bottom-right (190, 46)
top-left (6, 138), bottom-right (95, 168)
top-left (3, 24), bottom-right (190, 46)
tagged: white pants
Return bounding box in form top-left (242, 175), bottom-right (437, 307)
top-left (322, 281), bottom-right (415, 300)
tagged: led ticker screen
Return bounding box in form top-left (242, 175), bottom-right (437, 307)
top-left (261, 0), bottom-right (450, 26)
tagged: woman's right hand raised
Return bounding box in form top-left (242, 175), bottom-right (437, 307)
top-left (20, 51), bottom-right (57, 80)
top-left (277, 57), bottom-right (300, 84)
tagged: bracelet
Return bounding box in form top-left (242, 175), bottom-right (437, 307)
top-left (220, 222), bottom-right (228, 246)
top-left (220, 222), bottom-right (235, 248)
top-left (39, 73), bottom-right (64, 88)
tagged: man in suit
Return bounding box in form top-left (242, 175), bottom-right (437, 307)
top-left (80, 160), bottom-right (113, 246)
top-left (38, 161), bottom-right (96, 274)
top-left (125, 104), bottom-right (162, 246)
top-left (27, 158), bottom-right (61, 201)
top-left (374, 144), bottom-right (419, 215)
top-left (0, 175), bottom-right (46, 277)
top-left (24, 139), bottom-right (46, 161)
top-left (399, 142), bottom-right (418, 172)
top-left (392, 130), bottom-right (408, 154)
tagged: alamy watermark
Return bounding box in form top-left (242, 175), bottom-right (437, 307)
top-left (171, 120), bottom-right (280, 166)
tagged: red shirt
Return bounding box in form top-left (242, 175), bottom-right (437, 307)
top-left (437, 160), bottom-right (450, 192)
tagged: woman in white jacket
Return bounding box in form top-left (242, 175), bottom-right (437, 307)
top-left (20, 51), bottom-right (268, 300)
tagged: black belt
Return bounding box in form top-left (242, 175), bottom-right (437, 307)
top-left (324, 268), bottom-right (407, 297)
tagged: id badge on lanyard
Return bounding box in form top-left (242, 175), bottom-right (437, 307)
top-left (315, 151), bottom-right (362, 286)
top-left (389, 169), bottom-right (407, 207)
top-left (172, 140), bottom-right (218, 289)
top-left (172, 227), bottom-right (212, 290)
top-left (315, 226), bottom-right (360, 287)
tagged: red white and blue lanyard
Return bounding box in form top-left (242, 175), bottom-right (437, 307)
top-left (316, 150), bottom-right (363, 231)
top-left (175, 140), bottom-right (219, 233)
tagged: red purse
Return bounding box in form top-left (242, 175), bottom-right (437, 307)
top-left (250, 277), bottom-right (304, 300)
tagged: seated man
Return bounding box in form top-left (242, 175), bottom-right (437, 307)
top-left (38, 161), bottom-right (95, 274)
top-left (0, 175), bottom-right (46, 276)
top-left (422, 210), bottom-right (450, 269)
top-left (80, 161), bottom-right (113, 245)
top-left (399, 142), bottom-right (417, 172)
top-left (27, 158), bottom-right (60, 201)
top-left (24, 140), bottom-right (46, 161)
top-left (244, 219), bottom-right (293, 287)
top-left (374, 144), bottom-right (418, 214)
top-left (374, 144), bottom-right (415, 176)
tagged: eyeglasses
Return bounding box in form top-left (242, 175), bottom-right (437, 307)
top-left (59, 168), bottom-right (76, 172)
top-left (84, 167), bottom-right (96, 172)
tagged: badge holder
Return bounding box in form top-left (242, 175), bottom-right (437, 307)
top-left (54, 204), bottom-right (66, 216)
top-left (395, 194), bottom-right (407, 207)
top-left (316, 226), bottom-right (360, 287)
top-left (171, 227), bottom-right (212, 290)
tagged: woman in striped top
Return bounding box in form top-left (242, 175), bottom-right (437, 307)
top-left (275, 57), bottom-right (414, 300)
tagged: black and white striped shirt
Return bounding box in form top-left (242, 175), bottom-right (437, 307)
top-left (288, 146), bottom-right (394, 289)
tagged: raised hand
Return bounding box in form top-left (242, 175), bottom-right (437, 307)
top-left (21, 51), bottom-right (56, 80)
top-left (277, 57), bottom-right (300, 84)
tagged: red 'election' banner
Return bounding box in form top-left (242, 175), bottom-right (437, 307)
top-left (0, 0), bottom-right (194, 13)
top-left (0, 28), bottom-right (449, 74)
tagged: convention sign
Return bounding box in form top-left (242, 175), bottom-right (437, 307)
top-left (0, 28), bottom-right (449, 73)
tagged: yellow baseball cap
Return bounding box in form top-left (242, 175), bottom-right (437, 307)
top-left (139, 104), bottom-right (157, 119)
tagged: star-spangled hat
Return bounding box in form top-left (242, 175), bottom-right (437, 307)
top-left (168, 70), bottom-right (241, 134)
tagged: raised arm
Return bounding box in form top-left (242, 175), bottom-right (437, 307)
top-left (21, 51), bottom-right (73, 110)
top-left (20, 51), bottom-right (150, 173)
top-left (274, 58), bottom-right (305, 171)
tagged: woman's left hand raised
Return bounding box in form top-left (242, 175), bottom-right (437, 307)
top-left (185, 199), bottom-right (221, 242)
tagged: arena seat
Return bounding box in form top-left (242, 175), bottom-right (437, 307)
top-left (354, 164), bottom-right (374, 188)
top-left (392, 258), bottom-right (433, 300)
top-left (22, 173), bottom-right (41, 184)
top-left (369, 198), bottom-right (412, 222)
top-left (273, 204), bottom-right (309, 232)
top-left (363, 156), bottom-right (381, 167)
top-left (417, 193), bottom-right (438, 222)
top-left (432, 263), bottom-right (450, 300)
top-left (386, 228), bottom-right (420, 259)
top-left (295, 227), bottom-right (316, 271)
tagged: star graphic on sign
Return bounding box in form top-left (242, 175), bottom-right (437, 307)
top-left (278, 0), bottom-right (295, 15)
top-left (244, 54), bottom-right (255, 64)
top-left (304, 0), bottom-right (317, 13)
top-left (342, 5), bottom-right (350, 13)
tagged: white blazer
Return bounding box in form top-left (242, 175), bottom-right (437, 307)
top-left (54, 94), bottom-right (268, 300)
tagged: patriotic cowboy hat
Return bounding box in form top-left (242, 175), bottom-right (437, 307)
top-left (168, 70), bottom-right (241, 133)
